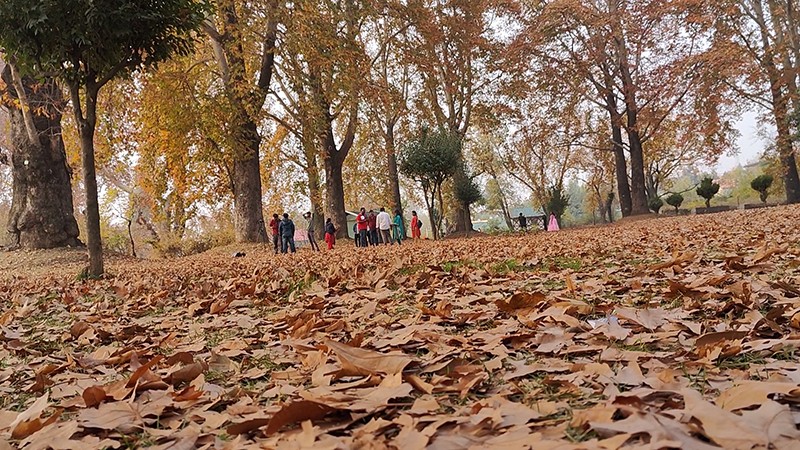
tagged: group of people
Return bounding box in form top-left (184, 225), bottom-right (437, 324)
top-left (516, 211), bottom-right (560, 232)
top-left (268, 208), bottom-right (424, 254)
top-left (353, 207), bottom-right (417, 247)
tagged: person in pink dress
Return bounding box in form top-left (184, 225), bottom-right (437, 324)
top-left (548, 212), bottom-right (560, 232)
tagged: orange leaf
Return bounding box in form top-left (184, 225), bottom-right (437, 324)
top-left (82, 386), bottom-right (107, 408)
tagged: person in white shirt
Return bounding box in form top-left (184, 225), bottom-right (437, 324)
top-left (376, 207), bottom-right (393, 245)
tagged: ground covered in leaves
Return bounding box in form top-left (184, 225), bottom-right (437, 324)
top-left (2, 206), bottom-right (800, 449)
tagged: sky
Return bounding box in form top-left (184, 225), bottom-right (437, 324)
top-left (715, 109), bottom-right (765, 173)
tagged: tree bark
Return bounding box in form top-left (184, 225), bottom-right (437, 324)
top-left (1, 66), bottom-right (81, 249)
top-left (231, 120), bottom-right (267, 242)
top-left (605, 84), bottom-right (632, 217)
top-left (385, 125), bottom-right (404, 219)
top-left (451, 149), bottom-right (474, 233)
top-left (324, 147), bottom-right (348, 240)
top-left (70, 81), bottom-right (104, 276)
top-left (305, 144), bottom-right (325, 240)
top-left (611, 122), bottom-right (632, 217)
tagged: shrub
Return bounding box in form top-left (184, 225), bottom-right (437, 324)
top-left (665, 193), bottom-right (684, 213)
top-left (546, 186), bottom-right (570, 223)
top-left (750, 174), bottom-right (774, 204)
top-left (696, 177), bottom-right (720, 208)
top-left (648, 197), bottom-right (664, 214)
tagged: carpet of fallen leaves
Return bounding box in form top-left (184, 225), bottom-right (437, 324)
top-left (2, 206), bottom-right (800, 449)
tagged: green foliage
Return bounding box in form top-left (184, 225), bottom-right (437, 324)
top-left (648, 196), bottom-right (664, 214)
top-left (665, 193), bottom-right (684, 212)
top-left (399, 128), bottom-right (461, 185)
top-left (454, 170), bottom-right (483, 208)
top-left (399, 128), bottom-right (462, 238)
top-left (546, 186), bottom-right (570, 222)
top-left (750, 174), bottom-right (774, 204)
top-left (0, 0), bottom-right (208, 85)
top-left (696, 177), bottom-right (720, 208)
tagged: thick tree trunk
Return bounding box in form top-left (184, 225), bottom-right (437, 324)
top-left (306, 153), bottom-right (325, 240)
top-left (324, 155), bottom-right (348, 240)
top-left (232, 122), bottom-right (267, 242)
top-left (627, 130), bottom-right (649, 214)
top-left (1, 67), bottom-right (81, 249)
top-left (611, 124), bottom-right (632, 217)
top-left (385, 126), bottom-right (403, 218)
top-left (605, 91), bottom-right (632, 217)
top-left (772, 98), bottom-right (800, 202)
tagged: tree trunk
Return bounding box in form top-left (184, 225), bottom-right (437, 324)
top-left (324, 143), bottom-right (349, 240)
top-left (612, 125), bottom-right (632, 217)
top-left (1, 67), bottom-right (81, 249)
top-left (71, 82), bottom-right (104, 277)
top-left (452, 163), bottom-right (474, 233)
top-left (772, 97), bottom-right (800, 202)
top-left (627, 130), bottom-right (650, 214)
top-left (385, 125), bottom-right (404, 220)
top-left (610, 2), bottom-right (649, 215)
top-left (605, 92), bottom-right (632, 217)
top-left (231, 121), bottom-right (267, 242)
top-left (306, 151), bottom-right (325, 240)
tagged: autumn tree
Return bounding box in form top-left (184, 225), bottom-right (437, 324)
top-left (0, 62), bottom-right (81, 249)
top-left (716, 0), bottom-right (800, 203)
top-left (518, 0), bottom-right (737, 216)
top-left (362, 4), bottom-right (414, 221)
top-left (0, 0), bottom-right (207, 276)
top-left (271, 0), bottom-right (367, 239)
top-left (201, 0), bottom-right (279, 242)
top-left (500, 91), bottom-right (588, 214)
top-left (401, 0), bottom-right (512, 232)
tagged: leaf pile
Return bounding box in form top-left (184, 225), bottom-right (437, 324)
top-left (1, 206), bottom-right (800, 449)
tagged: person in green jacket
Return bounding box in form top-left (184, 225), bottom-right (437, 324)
top-left (392, 209), bottom-right (405, 245)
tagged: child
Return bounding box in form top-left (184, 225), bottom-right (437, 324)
top-left (325, 218), bottom-right (336, 250)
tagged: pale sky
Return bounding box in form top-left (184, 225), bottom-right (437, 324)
top-left (715, 110), bottom-right (764, 172)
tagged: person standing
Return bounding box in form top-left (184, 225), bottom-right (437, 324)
top-left (325, 218), bottom-right (336, 250)
top-left (518, 212), bottom-right (527, 232)
top-left (367, 210), bottom-right (379, 246)
top-left (279, 213), bottom-right (296, 253)
top-left (392, 209), bottom-right (405, 245)
top-left (269, 213), bottom-right (282, 254)
top-left (377, 207), bottom-right (392, 245)
top-left (356, 208), bottom-right (369, 247)
top-left (410, 211), bottom-right (421, 239)
top-left (548, 212), bottom-right (560, 232)
top-left (303, 212), bottom-right (320, 251)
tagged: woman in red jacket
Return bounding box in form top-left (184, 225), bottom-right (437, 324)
top-left (411, 211), bottom-right (421, 239)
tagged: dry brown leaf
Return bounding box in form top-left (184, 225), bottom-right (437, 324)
top-left (265, 400), bottom-right (337, 435)
top-left (326, 340), bottom-right (412, 377)
top-left (82, 386), bottom-right (107, 408)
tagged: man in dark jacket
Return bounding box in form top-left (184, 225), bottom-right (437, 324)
top-left (278, 213), bottom-right (296, 253)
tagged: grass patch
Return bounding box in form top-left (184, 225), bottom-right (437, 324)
top-left (441, 259), bottom-right (484, 272)
top-left (718, 353), bottom-right (768, 370)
